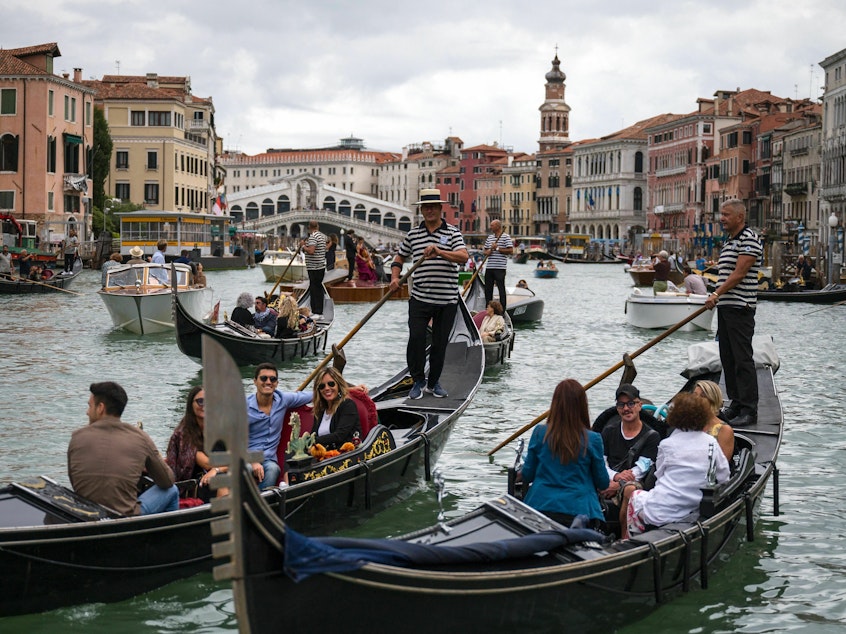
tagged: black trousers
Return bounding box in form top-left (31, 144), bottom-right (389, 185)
top-left (407, 297), bottom-right (456, 388)
top-left (345, 250), bottom-right (356, 280)
top-left (308, 268), bottom-right (325, 315)
top-left (484, 268), bottom-right (507, 309)
top-left (717, 305), bottom-right (758, 413)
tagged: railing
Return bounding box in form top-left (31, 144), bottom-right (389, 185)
top-left (187, 120), bottom-right (209, 132)
top-left (784, 182), bottom-right (808, 196)
top-left (790, 147), bottom-right (809, 157)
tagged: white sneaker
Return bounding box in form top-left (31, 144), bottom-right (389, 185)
top-left (311, 314), bottom-right (323, 320)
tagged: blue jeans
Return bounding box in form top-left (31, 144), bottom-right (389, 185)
top-left (139, 484), bottom-right (179, 515)
top-left (259, 459), bottom-right (281, 490)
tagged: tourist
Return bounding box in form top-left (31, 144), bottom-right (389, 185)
top-left (619, 392), bottom-right (730, 539)
top-left (693, 379), bottom-right (736, 461)
top-left (151, 240), bottom-right (167, 264)
top-left (101, 252), bottom-right (123, 287)
top-left (683, 264), bottom-right (707, 295)
top-left (311, 367), bottom-right (362, 450)
top-left (301, 220), bottom-right (327, 319)
top-left (516, 279), bottom-right (529, 289)
top-left (247, 363), bottom-right (312, 489)
top-left (127, 245), bottom-right (146, 264)
top-left (67, 382), bottom-right (178, 516)
top-left (389, 188), bottom-right (469, 400)
top-left (253, 296), bottom-right (277, 336)
top-left (521, 379), bottom-right (609, 529)
top-left (326, 234), bottom-right (339, 271)
top-left (343, 230), bottom-right (357, 281)
top-left (18, 249), bottom-right (34, 278)
top-left (230, 292), bottom-right (255, 328)
top-left (355, 236), bottom-right (377, 282)
top-left (274, 295), bottom-right (300, 338)
top-left (479, 300), bottom-right (506, 343)
top-left (193, 262), bottom-right (207, 287)
top-left (0, 245), bottom-right (11, 279)
top-left (175, 249), bottom-right (192, 264)
top-left (704, 199), bottom-right (763, 427)
top-left (483, 219), bottom-right (514, 309)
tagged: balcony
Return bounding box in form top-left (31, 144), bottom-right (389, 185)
top-left (654, 165), bottom-right (688, 177)
top-left (188, 119), bottom-right (209, 132)
top-left (784, 182), bottom-right (808, 196)
top-left (790, 147), bottom-right (809, 157)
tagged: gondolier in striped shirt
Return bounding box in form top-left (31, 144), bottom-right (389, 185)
top-left (389, 189), bottom-right (469, 400)
top-left (301, 220), bottom-right (327, 319)
top-left (483, 219), bottom-right (514, 310)
top-left (704, 199), bottom-right (763, 428)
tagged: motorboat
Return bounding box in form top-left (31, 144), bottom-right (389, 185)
top-left (625, 288), bottom-right (714, 331)
top-left (98, 262), bottom-right (213, 334)
top-left (259, 249), bottom-right (307, 282)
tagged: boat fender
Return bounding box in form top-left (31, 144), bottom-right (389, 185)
top-left (641, 403), bottom-right (669, 420)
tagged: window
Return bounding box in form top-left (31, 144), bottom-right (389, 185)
top-left (131, 111), bottom-right (146, 126)
top-left (1, 134), bottom-right (19, 171)
top-left (64, 194), bottom-right (80, 214)
top-left (742, 131), bottom-right (752, 145)
top-left (115, 183), bottom-right (130, 201)
top-left (633, 187), bottom-right (643, 211)
top-left (148, 111), bottom-right (171, 126)
top-left (48, 191), bottom-right (54, 210)
top-left (0, 191), bottom-right (13, 209)
top-left (48, 90), bottom-right (54, 116)
top-left (47, 136), bottom-right (56, 173)
top-left (64, 95), bottom-right (70, 120)
top-left (116, 150), bottom-right (129, 169)
top-left (85, 101), bottom-right (92, 126)
top-left (147, 151), bottom-right (158, 170)
top-left (70, 98), bottom-right (77, 122)
top-left (634, 151), bottom-right (644, 173)
top-left (63, 139), bottom-right (80, 173)
top-left (1, 89), bottom-right (16, 115)
top-left (144, 183), bottom-right (159, 204)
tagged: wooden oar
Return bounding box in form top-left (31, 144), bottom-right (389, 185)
top-left (266, 244), bottom-right (303, 299)
top-left (296, 256), bottom-right (425, 391)
top-left (802, 297), bottom-right (846, 316)
top-left (487, 304), bottom-right (711, 456)
top-left (14, 275), bottom-right (83, 296)
top-left (461, 252), bottom-right (490, 299)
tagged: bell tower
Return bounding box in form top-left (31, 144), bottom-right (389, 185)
top-left (538, 51), bottom-right (571, 151)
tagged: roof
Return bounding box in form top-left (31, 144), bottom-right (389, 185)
top-left (0, 42), bottom-right (60, 76)
top-left (600, 113), bottom-right (685, 141)
top-left (220, 149), bottom-right (400, 165)
top-left (3, 42), bottom-right (60, 57)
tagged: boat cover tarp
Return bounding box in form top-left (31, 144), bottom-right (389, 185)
top-left (681, 335), bottom-right (780, 378)
top-left (284, 526), bottom-right (605, 582)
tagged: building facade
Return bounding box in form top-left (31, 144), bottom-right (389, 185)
top-left (0, 43), bottom-right (95, 242)
top-left (501, 153), bottom-right (536, 238)
top-left (820, 47), bottom-right (846, 280)
top-left (84, 73), bottom-right (220, 215)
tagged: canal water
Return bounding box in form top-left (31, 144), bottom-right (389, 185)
top-left (1, 261), bottom-right (844, 632)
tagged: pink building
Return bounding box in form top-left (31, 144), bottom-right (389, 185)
top-left (0, 43), bottom-right (95, 243)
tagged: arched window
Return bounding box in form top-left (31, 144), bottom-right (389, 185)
top-left (383, 211), bottom-right (396, 228)
top-left (634, 151), bottom-right (644, 174)
top-left (0, 134), bottom-right (19, 171)
top-left (261, 198), bottom-right (274, 216)
top-left (323, 196), bottom-right (336, 212)
top-left (634, 187), bottom-right (643, 211)
top-left (338, 200), bottom-right (351, 217)
top-left (354, 204), bottom-right (366, 221)
top-left (368, 208), bottom-right (381, 224)
top-left (277, 195), bottom-right (290, 213)
top-left (246, 202), bottom-right (259, 220)
top-left (398, 216), bottom-right (412, 232)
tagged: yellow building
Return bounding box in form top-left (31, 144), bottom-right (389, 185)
top-left (84, 74), bottom-right (220, 213)
top-left (501, 153), bottom-right (536, 238)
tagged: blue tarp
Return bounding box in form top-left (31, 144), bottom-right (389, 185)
top-left (284, 526), bottom-right (606, 582)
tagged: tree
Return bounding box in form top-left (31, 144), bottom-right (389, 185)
top-left (91, 106), bottom-right (113, 211)
top-left (92, 200), bottom-right (144, 237)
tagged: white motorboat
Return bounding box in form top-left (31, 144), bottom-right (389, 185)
top-left (99, 263), bottom-right (213, 334)
top-left (625, 289), bottom-right (714, 331)
top-left (259, 250), bottom-right (307, 282)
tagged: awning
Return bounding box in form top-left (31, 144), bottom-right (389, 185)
top-left (63, 133), bottom-right (83, 145)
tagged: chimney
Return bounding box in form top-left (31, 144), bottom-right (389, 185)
top-left (146, 73), bottom-right (158, 88)
top-left (73, 68), bottom-right (82, 83)
top-left (62, 72), bottom-right (70, 79)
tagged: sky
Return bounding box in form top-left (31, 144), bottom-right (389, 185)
top-left (3, 0), bottom-right (844, 156)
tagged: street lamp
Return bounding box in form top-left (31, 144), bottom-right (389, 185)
top-left (828, 211), bottom-right (839, 286)
top-left (103, 197), bottom-right (119, 237)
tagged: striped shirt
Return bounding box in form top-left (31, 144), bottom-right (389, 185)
top-left (398, 220), bottom-right (466, 304)
top-left (483, 232), bottom-right (513, 270)
top-left (717, 225), bottom-right (762, 308)
top-left (304, 231), bottom-right (327, 271)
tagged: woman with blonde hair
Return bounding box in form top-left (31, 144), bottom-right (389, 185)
top-left (693, 380), bottom-right (735, 461)
top-left (274, 294), bottom-right (300, 339)
top-left (521, 379), bottom-right (609, 529)
top-left (312, 367), bottom-right (361, 450)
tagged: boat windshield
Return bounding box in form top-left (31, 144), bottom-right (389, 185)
top-left (105, 265), bottom-right (189, 289)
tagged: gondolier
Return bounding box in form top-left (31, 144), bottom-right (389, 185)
top-left (301, 221), bottom-right (327, 319)
top-left (390, 188), bottom-right (469, 400)
top-left (704, 199), bottom-right (763, 427)
top-left (483, 219), bottom-right (513, 309)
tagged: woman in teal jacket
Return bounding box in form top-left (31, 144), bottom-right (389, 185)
top-left (521, 379), bottom-right (610, 530)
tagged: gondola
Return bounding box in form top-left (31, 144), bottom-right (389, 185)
top-left (173, 285), bottom-right (334, 366)
top-left (210, 338), bottom-right (782, 634)
top-left (0, 299), bottom-right (484, 616)
top-left (758, 282), bottom-right (846, 304)
top-left (0, 259), bottom-right (82, 294)
top-left (462, 271), bottom-right (543, 323)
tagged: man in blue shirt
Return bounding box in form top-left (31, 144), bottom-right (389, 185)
top-left (246, 362), bottom-right (312, 489)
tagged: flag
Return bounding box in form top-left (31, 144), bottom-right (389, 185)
top-left (586, 192), bottom-right (595, 210)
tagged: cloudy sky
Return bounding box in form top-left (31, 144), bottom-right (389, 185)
top-left (4, 0), bottom-right (843, 156)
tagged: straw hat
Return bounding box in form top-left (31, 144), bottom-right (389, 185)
top-left (129, 246), bottom-right (144, 258)
top-left (414, 188), bottom-right (447, 205)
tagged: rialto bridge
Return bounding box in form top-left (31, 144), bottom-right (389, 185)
top-left (227, 173), bottom-right (412, 245)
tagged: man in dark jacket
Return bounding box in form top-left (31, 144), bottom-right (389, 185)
top-left (344, 230), bottom-right (357, 281)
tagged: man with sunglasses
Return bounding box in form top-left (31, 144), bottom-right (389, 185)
top-left (246, 362), bottom-right (312, 490)
top-left (598, 384), bottom-right (660, 502)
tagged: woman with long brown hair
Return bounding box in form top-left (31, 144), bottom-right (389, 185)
top-left (312, 367), bottom-right (362, 450)
top-left (521, 379), bottom-right (609, 529)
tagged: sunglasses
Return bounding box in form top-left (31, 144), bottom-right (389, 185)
top-left (616, 400), bottom-right (639, 410)
top-left (317, 381), bottom-right (337, 390)
top-left (194, 397), bottom-right (205, 406)
top-left (258, 375), bottom-right (278, 383)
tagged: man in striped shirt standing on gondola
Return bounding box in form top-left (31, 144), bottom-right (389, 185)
top-left (301, 220), bottom-right (327, 320)
top-left (390, 189), bottom-right (469, 400)
top-left (704, 199), bottom-right (763, 428)
top-left (483, 219), bottom-right (514, 310)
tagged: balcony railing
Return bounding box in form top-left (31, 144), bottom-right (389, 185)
top-left (188, 119), bottom-right (209, 132)
top-left (784, 182), bottom-right (808, 196)
top-left (790, 147), bottom-right (809, 157)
